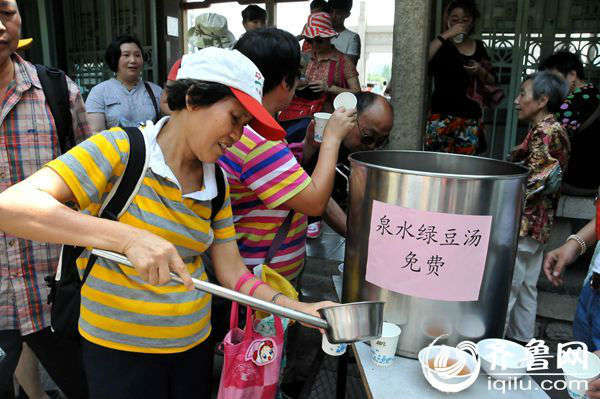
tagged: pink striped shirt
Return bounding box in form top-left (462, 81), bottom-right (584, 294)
top-left (218, 127), bottom-right (311, 280)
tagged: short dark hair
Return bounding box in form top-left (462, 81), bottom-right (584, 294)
top-left (329, 0), bottom-right (352, 12)
top-left (234, 28), bottom-right (300, 95)
top-left (539, 50), bottom-right (585, 80)
top-left (447, 0), bottom-right (480, 34)
top-left (527, 71), bottom-right (569, 113)
top-left (356, 91), bottom-right (379, 115)
top-left (105, 35), bottom-right (143, 73)
top-left (241, 5), bottom-right (266, 23)
top-left (310, 0), bottom-right (328, 12)
top-left (167, 79), bottom-right (233, 111)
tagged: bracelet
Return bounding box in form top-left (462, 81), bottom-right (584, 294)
top-left (567, 234), bottom-right (587, 256)
top-left (437, 35), bottom-right (447, 43)
top-left (271, 292), bottom-right (285, 304)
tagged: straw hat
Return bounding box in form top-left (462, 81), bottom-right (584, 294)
top-left (301, 12), bottom-right (338, 39)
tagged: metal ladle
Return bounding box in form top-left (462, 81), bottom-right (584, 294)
top-left (91, 249), bottom-right (383, 343)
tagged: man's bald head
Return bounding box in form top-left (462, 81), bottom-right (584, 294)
top-left (343, 92), bottom-right (394, 152)
top-left (0, 0), bottom-right (21, 66)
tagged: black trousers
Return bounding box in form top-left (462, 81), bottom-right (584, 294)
top-left (82, 338), bottom-right (213, 399)
top-left (0, 328), bottom-right (88, 398)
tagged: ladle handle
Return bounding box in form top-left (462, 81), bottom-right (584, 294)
top-left (91, 249), bottom-right (329, 330)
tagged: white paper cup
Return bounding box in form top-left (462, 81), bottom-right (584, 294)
top-left (313, 112), bottom-right (331, 143)
top-left (333, 92), bottom-right (357, 110)
top-left (322, 334), bottom-right (347, 356)
top-left (370, 322), bottom-right (401, 367)
top-left (562, 351), bottom-right (600, 399)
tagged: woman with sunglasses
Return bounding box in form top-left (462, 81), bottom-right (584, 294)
top-left (299, 12), bottom-right (360, 113)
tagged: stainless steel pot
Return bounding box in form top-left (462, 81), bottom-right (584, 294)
top-left (91, 249), bottom-right (383, 343)
top-left (343, 151), bottom-right (529, 358)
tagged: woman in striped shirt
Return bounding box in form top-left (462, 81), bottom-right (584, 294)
top-left (0, 48), bottom-right (334, 399)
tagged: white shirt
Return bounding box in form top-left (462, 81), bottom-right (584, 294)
top-left (143, 116), bottom-right (218, 201)
top-left (331, 29), bottom-right (361, 59)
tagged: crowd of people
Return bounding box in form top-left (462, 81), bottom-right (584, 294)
top-left (0, 0), bottom-right (599, 398)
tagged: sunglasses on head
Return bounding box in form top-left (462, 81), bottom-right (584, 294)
top-left (357, 117), bottom-right (389, 148)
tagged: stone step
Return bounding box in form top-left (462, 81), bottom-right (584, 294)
top-left (536, 265), bottom-right (588, 297)
top-left (536, 291), bottom-right (579, 322)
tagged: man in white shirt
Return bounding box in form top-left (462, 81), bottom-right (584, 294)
top-left (329, 0), bottom-right (361, 65)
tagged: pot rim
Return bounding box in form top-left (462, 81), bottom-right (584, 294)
top-left (349, 150), bottom-right (530, 181)
top-left (318, 300), bottom-right (384, 312)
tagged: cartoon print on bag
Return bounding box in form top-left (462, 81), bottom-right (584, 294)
top-left (245, 338), bottom-right (277, 366)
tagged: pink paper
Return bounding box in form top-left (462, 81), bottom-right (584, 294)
top-left (365, 200), bottom-right (492, 301)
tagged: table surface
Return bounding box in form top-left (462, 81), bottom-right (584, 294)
top-left (331, 275), bottom-right (567, 399)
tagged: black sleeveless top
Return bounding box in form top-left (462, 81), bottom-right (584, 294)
top-left (429, 39), bottom-right (490, 119)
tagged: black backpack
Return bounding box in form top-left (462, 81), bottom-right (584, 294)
top-left (44, 126), bottom-right (227, 340)
top-left (35, 65), bottom-right (76, 154)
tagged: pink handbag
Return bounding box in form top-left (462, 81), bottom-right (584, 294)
top-left (217, 278), bottom-right (284, 399)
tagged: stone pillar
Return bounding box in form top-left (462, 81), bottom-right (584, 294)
top-left (265, 0), bottom-right (277, 27)
top-left (356, 1), bottom-right (367, 86)
top-left (388, 0), bottom-right (434, 150)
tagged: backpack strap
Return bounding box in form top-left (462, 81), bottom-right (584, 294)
top-left (211, 165), bottom-right (227, 220)
top-left (35, 65), bottom-right (75, 154)
top-left (142, 81), bottom-right (160, 124)
top-left (264, 210), bottom-right (295, 266)
top-left (81, 127), bottom-right (149, 284)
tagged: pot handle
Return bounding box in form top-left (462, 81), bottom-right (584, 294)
top-left (91, 249), bottom-right (329, 330)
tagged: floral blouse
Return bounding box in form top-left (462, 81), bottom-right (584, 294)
top-left (511, 114), bottom-right (570, 243)
top-left (556, 83), bottom-right (600, 189)
top-left (556, 82), bottom-right (600, 138)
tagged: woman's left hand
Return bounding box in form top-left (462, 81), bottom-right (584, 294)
top-left (297, 300), bottom-right (338, 333)
top-left (308, 80), bottom-right (328, 93)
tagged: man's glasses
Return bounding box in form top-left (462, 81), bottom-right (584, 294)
top-left (357, 117), bottom-right (389, 148)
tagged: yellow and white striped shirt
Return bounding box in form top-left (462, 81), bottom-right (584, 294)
top-left (47, 126), bottom-right (235, 353)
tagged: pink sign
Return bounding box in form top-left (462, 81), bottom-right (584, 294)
top-left (365, 200), bottom-right (492, 301)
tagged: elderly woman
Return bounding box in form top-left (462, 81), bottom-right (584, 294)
top-left (298, 11), bottom-right (360, 114)
top-left (86, 35), bottom-right (162, 131)
top-left (425, 0), bottom-right (496, 155)
top-left (0, 48), bottom-right (333, 399)
top-left (540, 51), bottom-right (600, 190)
top-left (505, 71), bottom-right (570, 345)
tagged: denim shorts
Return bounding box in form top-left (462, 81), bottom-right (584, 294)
top-left (573, 274), bottom-right (600, 352)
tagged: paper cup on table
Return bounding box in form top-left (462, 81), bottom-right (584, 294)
top-left (333, 92), bottom-right (357, 110)
top-left (562, 351), bottom-right (600, 399)
top-left (322, 334), bottom-right (347, 356)
top-left (313, 112), bottom-right (331, 143)
top-left (370, 322), bottom-right (401, 367)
